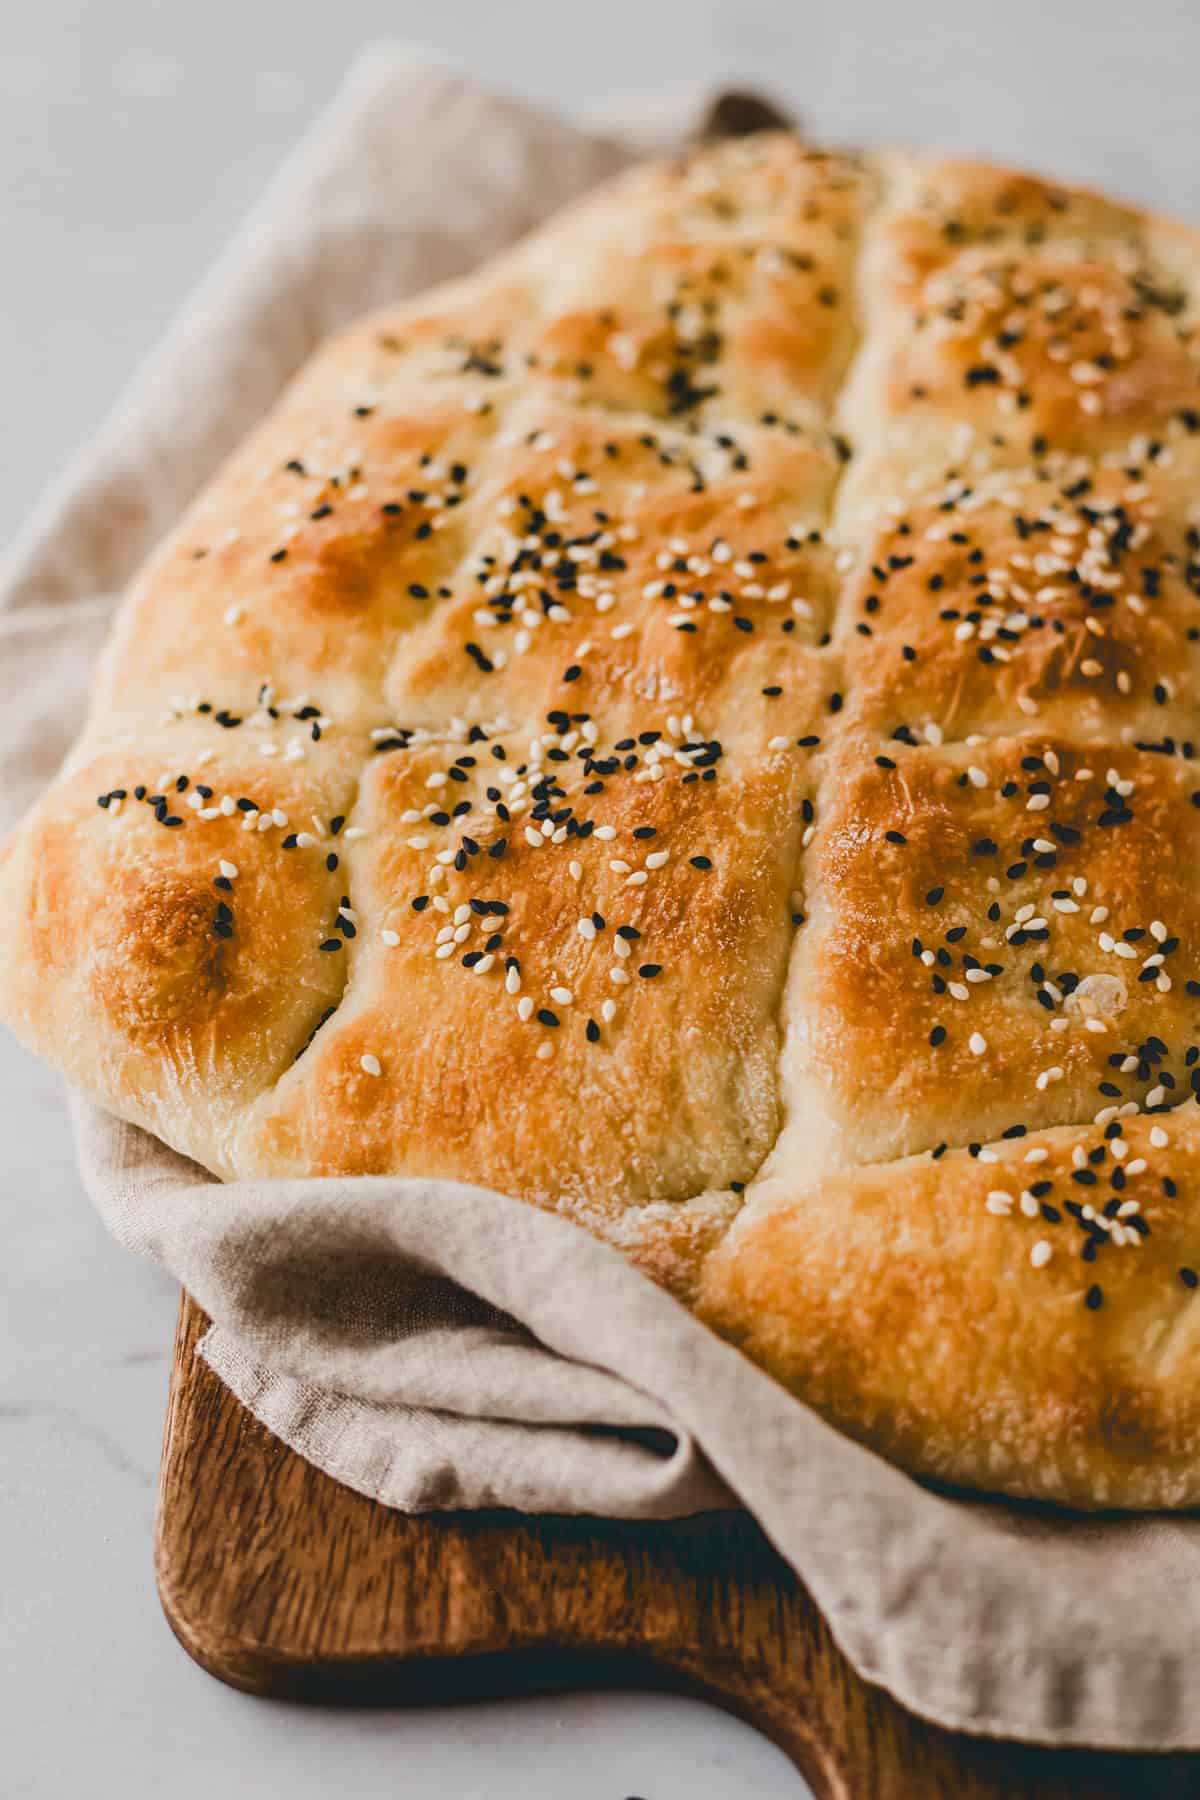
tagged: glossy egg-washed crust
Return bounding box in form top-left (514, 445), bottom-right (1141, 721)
top-left (7, 138), bottom-right (1200, 1507)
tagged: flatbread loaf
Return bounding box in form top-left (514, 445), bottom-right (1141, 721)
top-left (7, 135), bottom-right (1200, 1507)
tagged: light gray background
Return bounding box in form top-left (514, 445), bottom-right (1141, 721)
top-left (3, 2), bottom-right (1198, 1795)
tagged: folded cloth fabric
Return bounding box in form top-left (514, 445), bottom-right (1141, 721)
top-left (5, 44), bottom-right (1200, 1752)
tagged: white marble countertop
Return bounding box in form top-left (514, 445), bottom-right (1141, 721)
top-left (4, 2), bottom-right (1200, 1793)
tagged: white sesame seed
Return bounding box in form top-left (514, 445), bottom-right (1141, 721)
top-left (1150, 1126), bottom-right (1169, 1148)
top-left (577, 918), bottom-right (596, 940)
top-left (645, 850), bottom-right (669, 870)
top-left (609, 967), bottom-right (631, 985)
top-left (219, 860), bottom-right (238, 879)
top-left (536, 1040), bottom-right (554, 1060)
top-left (360, 1054), bottom-right (382, 1078)
top-left (985, 1191), bottom-right (1013, 1215)
top-left (1030, 1240), bottom-right (1053, 1269)
top-left (550, 986), bottom-right (573, 1005)
top-left (517, 995), bottom-right (534, 1021)
top-left (969, 1032), bottom-right (987, 1056)
top-left (381, 928), bottom-right (400, 947)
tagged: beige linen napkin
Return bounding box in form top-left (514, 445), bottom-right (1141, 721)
top-left (5, 44), bottom-right (1200, 1753)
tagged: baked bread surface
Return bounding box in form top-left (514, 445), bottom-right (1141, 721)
top-left (6, 135), bottom-right (1200, 1506)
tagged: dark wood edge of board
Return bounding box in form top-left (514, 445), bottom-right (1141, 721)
top-left (156, 1290), bottom-right (1200, 1800)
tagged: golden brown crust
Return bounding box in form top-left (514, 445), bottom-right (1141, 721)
top-left (7, 134), bottom-right (1200, 1506)
top-left (699, 1112), bottom-right (1200, 1509)
top-left (778, 730), bottom-right (1200, 1173)
top-left (236, 722), bottom-right (813, 1217)
top-left (0, 727), bottom-right (362, 1172)
top-left (837, 464), bottom-right (1200, 745)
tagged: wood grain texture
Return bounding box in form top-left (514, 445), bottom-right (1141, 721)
top-left (157, 1292), bottom-right (1200, 1799)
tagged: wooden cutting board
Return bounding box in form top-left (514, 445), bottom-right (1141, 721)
top-left (156, 1293), bottom-right (1200, 1798)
